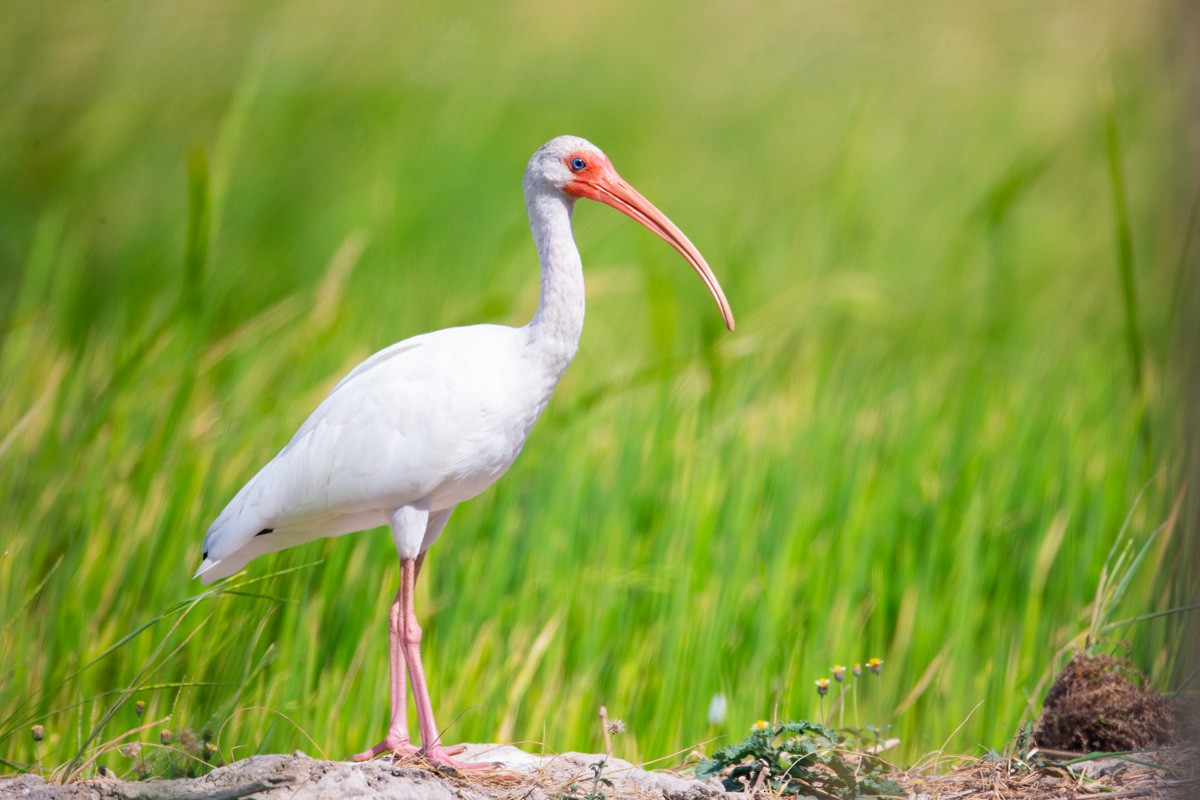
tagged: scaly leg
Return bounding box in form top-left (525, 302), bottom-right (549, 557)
top-left (350, 570), bottom-right (420, 761)
top-left (398, 557), bottom-right (491, 770)
top-left (350, 554), bottom-right (467, 763)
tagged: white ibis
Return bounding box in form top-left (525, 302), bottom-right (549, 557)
top-left (196, 135), bottom-right (734, 768)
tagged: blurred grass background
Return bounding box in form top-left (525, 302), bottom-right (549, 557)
top-left (0, 0), bottom-right (1194, 773)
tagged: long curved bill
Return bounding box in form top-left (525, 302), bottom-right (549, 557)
top-left (569, 171), bottom-right (735, 331)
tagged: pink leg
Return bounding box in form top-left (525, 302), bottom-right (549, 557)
top-left (351, 578), bottom-right (420, 761)
top-left (351, 555), bottom-right (467, 763)
top-left (398, 557), bottom-right (492, 770)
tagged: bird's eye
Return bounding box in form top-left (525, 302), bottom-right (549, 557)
top-left (570, 157), bottom-right (586, 171)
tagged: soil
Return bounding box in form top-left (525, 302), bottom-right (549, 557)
top-left (898, 748), bottom-right (1194, 799)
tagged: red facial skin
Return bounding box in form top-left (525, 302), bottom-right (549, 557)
top-left (559, 152), bottom-right (735, 331)
top-left (561, 151), bottom-right (611, 194)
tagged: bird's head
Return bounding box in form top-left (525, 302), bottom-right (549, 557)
top-left (526, 135), bottom-right (735, 331)
top-left (524, 135), bottom-right (608, 195)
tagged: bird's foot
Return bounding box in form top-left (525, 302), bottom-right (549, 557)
top-left (350, 734), bottom-right (426, 762)
top-left (415, 744), bottom-right (497, 772)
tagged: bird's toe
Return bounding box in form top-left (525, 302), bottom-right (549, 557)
top-left (350, 736), bottom-right (421, 762)
top-left (417, 745), bottom-right (501, 773)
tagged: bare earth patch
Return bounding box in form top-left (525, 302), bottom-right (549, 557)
top-left (896, 748), bottom-right (1194, 800)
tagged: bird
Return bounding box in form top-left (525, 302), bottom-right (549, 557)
top-left (195, 135), bottom-right (734, 769)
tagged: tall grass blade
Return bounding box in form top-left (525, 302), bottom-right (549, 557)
top-left (184, 149), bottom-right (211, 314)
top-left (1101, 81), bottom-right (1145, 401)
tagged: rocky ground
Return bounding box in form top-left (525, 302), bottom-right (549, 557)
top-left (2, 744), bottom-right (1194, 800)
top-left (1, 746), bottom-right (721, 800)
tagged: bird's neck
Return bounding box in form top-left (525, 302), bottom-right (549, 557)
top-left (524, 189), bottom-right (585, 370)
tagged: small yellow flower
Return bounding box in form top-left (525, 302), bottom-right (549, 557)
top-left (134, 700), bottom-right (145, 717)
top-left (831, 664), bottom-right (846, 682)
top-left (867, 657), bottom-right (883, 675)
top-left (752, 719), bottom-right (771, 730)
top-left (852, 663), bottom-right (862, 677)
top-left (31, 725), bottom-right (45, 742)
top-left (815, 678), bottom-right (829, 696)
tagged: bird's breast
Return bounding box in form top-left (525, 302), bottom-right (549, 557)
top-left (425, 347), bottom-right (565, 508)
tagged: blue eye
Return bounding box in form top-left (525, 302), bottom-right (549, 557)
top-left (570, 157), bottom-right (586, 171)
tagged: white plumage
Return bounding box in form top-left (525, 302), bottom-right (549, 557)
top-left (197, 325), bottom-right (558, 579)
top-left (195, 135), bottom-right (733, 767)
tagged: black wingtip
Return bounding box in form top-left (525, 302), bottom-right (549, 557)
top-left (255, 528), bottom-right (274, 537)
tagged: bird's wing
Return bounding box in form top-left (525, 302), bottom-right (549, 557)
top-left (197, 325), bottom-right (526, 582)
top-left (328, 339), bottom-right (423, 395)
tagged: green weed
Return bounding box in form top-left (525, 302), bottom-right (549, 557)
top-left (696, 720), bottom-right (904, 799)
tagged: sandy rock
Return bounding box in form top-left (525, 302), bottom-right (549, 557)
top-left (0, 747), bottom-right (726, 800)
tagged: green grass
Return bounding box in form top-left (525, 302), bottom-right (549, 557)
top-left (0, 0), bottom-right (1192, 776)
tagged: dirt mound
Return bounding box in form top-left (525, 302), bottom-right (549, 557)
top-left (1034, 652), bottom-right (1177, 752)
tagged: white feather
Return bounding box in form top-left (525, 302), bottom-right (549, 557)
top-left (198, 323), bottom-right (565, 583)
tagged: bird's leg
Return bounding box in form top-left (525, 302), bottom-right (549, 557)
top-left (350, 574), bottom-right (420, 762)
top-left (398, 556), bottom-right (491, 770)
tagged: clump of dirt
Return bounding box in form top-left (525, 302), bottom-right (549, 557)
top-left (1034, 652), bottom-right (1177, 752)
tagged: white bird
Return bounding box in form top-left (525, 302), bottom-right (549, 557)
top-left (196, 135), bottom-right (734, 768)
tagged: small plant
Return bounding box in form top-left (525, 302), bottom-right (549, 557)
top-left (839, 721), bottom-right (893, 754)
top-left (554, 707), bottom-right (625, 800)
top-left (695, 720), bottom-right (905, 799)
top-left (114, 726), bottom-right (224, 779)
top-left (555, 758), bottom-right (615, 800)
